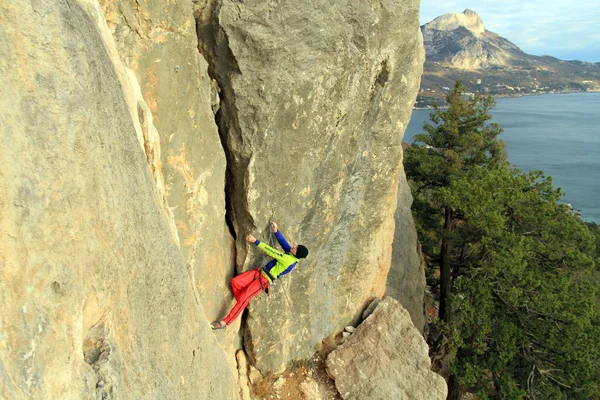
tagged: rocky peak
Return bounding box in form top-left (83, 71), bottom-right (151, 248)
top-left (424, 9), bottom-right (485, 36)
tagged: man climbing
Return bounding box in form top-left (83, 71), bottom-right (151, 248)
top-left (211, 221), bottom-right (309, 330)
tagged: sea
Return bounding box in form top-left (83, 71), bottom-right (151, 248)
top-left (403, 93), bottom-right (600, 224)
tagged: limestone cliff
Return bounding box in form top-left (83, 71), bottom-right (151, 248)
top-left (425, 8), bottom-right (485, 36)
top-left (422, 9), bottom-right (521, 70)
top-left (197, 0), bottom-right (424, 373)
top-left (0, 0), bottom-right (238, 397)
top-left (0, 0), bottom-right (427, 397)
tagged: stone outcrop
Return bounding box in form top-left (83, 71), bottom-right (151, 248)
top-left (0, 0), bottom-right (238, 398)
top-left (387, 165), bottom-right (426, 332)
top-left (1, 0), bottom-right (428, 397)
top-left (98, 0), bottom-right (236, 331)
top-left (198, 0), bottom-right (424, 373)
top-left (326, 297), bottom-right (447, 400)
top-left (425, 9), bottom-right (485, 36)
top-left (422, 9), bottom-right (521, 70)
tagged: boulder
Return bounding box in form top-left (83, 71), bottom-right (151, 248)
top-left (326, 297), bottom-right (447, 400)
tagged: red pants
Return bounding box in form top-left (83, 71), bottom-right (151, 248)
top-left (223, 269), bottom-right (269, 325)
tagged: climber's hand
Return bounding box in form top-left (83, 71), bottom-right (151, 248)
top-left (246, 234), bottom-right (257, 244)
top-left (271, 221), bottom-right (278, 233)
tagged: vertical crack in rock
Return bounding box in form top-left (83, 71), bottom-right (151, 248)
top-left (194, 1), bottom-right (253, 257)
top-left (83, 317), bottom-right (119, 399)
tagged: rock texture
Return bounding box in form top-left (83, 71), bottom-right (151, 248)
top-left (425, 9), bottom-right (485, 36)
top-left (422, 9), bottom-right (520, 70)
top-left (98, 0), bottom-right (236, 330)
top-left (1, 0), bottom-right (429, 397)
top-left (198, 0), bottom-right (424, 373)
top-left (326, 297), bottom-right (447, 400)
top-left (387, 165), bottom-right (426, 332)
top-left (0, 0), bottom-right (238, 398)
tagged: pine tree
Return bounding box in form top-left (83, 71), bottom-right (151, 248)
top-left (405, 82), bottom-right (600, 399)
top-left (440, 166), bottom-right (600, 399)
top-left (405, 80), bottom-right (505, 322)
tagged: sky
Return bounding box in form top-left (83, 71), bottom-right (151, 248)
top-left (420, 0), bottom-right (600, 62)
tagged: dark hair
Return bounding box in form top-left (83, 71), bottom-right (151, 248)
top-left (295, 245), bottom-right (309, 259)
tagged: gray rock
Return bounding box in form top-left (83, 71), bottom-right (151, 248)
top-left (200, 0), bottom-right (424, 373)
top-left (386, 165), bottom-right (427, 332)
top-left (0, 0), bottom-right (238, 398)
top-left (362, 298), bottom-right (381, 320)
top-left (248, 365), bottom-right (263, 384)
top-left (326, 297), bottom-right (447, 400)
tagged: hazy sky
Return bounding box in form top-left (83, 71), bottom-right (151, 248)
top-left (420, 0), bottom-right (600, 62)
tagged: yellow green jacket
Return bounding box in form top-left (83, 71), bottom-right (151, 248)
top-left (255, 231), bottom-right (299, 282)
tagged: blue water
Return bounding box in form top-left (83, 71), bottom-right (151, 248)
top-left (404, 93), bottom-right (600, 223)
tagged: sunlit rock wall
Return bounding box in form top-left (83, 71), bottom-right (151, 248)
top-left (198, 0), bottom-right (425, 372)
top-left (0, 0), bottom-right (238, 397)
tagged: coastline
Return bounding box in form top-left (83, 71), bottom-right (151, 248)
top-left (406, 93), bottom-right (600, 224)
top-left (414, 89), bottom-right (600, 110)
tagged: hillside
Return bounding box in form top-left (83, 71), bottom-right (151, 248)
top-left (417, 9), bottom-right (600, 107)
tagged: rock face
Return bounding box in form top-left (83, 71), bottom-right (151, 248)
top-left (422, 9), bottom-right (521, 69)
top-left (98, 0), bottom-right (236, 330)
top-left (0, 0), bottom-right (238, 398)
top-left (326, 297), bottom-right (447, 400)
top-left (1, 0), bottom-right (428, 397)
top-left (198, 0), bottom-right (424, 373)
top-left (425, 8), bottom-right (485, 36)
top-left (387, 165), bottom-right (426, 332)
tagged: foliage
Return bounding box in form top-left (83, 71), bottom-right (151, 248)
top-left (443, 166), bottom-right (600, 399)
top-left (406, 80), bottom-right (506, 322)
top-left (405, 81), bottom-right (600, 399)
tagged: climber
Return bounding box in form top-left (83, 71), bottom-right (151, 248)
top-left (211, 222), bottom-right (309, 330)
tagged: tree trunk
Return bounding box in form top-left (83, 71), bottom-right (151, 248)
top-left (447, 374), bottom-right (462, 400)
top-left (438, 206), bottom-right (453, 322)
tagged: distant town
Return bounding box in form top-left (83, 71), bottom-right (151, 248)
top-left (416, 75), bottom-right (600, 108)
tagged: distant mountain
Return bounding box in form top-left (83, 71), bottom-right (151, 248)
top-left (417, 9), bottom-right (600, 107)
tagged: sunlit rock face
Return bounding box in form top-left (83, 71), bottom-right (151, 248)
top-left (425, 8), bottom-right (486, 36)
top-left (198, 0), bottom-right (424, 373)
top-left (0, 0), bottom-right (238, 398)
top-left (0, 0), bottom-right (427, 396)
top-left (421, 9), bottom-right (523, 70)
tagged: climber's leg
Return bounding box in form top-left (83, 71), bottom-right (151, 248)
top-left (222, 272), bottom-right (268, 325)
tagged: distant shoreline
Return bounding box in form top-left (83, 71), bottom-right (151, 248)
top-left (414, 89), bottom-right (600, 110)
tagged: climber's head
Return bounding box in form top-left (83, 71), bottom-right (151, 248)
top-left (292, 244), bottom-right (309, 259)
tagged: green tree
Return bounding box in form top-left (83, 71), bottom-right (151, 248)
top-left (405, 82), bottom-right (600, 399)
top-left (441, 166), bottom-right (600, 399)
top-left (405, 81), bottom-right (505, 322)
